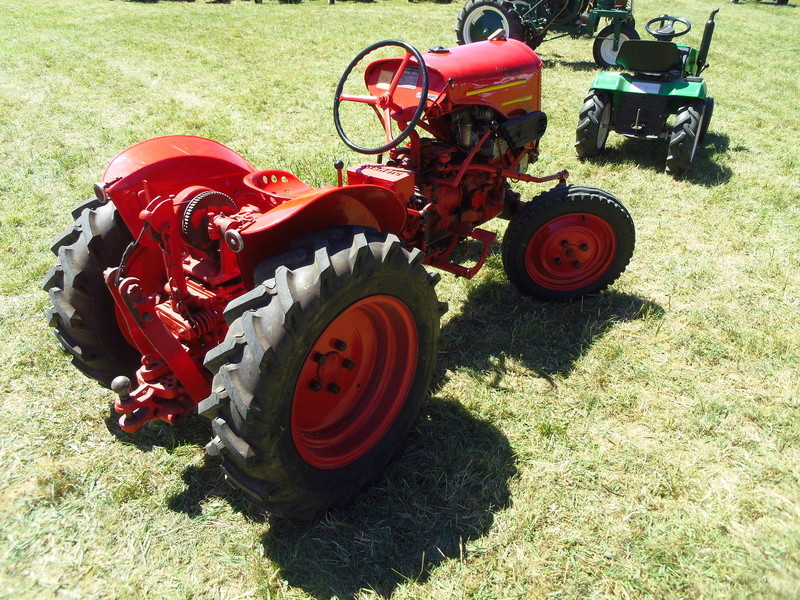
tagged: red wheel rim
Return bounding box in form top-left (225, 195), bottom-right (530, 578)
top-left (524, 213), bottom-right (617, 291)
top-left (292, 295), bottom-right (418, 469)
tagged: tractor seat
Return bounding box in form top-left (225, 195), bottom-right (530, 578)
top-left (616, 40), bottom-right (683, 74)
top-left (243, 169), bottom-right (313, 203)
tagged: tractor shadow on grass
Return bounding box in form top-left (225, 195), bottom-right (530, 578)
top-left (596, 131), bottom-right (733, 186)
top-left (249, 278), bottom-right (661, 598)
top-left (104, 409), bottom-right (213, 452)
top-left (164, 270), bottom-right (661, 598)
top-left (439, 274), bottom-right (663, 384)
top-left (257, 399), bottom-right (516, 598)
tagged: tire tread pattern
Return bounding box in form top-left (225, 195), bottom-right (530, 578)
top-left (42, 199), bottom-right (139, 387)
top-left (201, 227), bottom-right (442, 520)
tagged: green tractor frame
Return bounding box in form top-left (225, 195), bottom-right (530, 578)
top-left (575, 9), bottom-right (720, 175)
top-left (455, 0), bottom-right (640, 67)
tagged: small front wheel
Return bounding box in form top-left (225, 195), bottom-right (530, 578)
top-left (592, 23), bottom-right (639, 67)
top-left (502, 186), bottom-right (635, 300)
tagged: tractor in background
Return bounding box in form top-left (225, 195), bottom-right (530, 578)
top-left (576, 9), bottom-right (719, 175)
top-left (455, 0), bottom-right (640, 67)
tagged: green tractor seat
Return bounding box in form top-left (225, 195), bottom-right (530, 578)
top-left (616, 40), bottom-right (683, 74)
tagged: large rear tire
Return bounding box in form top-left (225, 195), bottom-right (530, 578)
top-left (666, 101), bottom-right (703, 176)
top-left (42, 199), bottom-right (140, 387)
top-left (456, 0), bottom-right (525, 44)
top-left (575, 90), bottom-right (613, 158)
top-left (502, 186), bottom-right (635, 300)
top-left (200, 228), bottom-right (442, 519)
top-left (592, 23), bottom-right (639, 67)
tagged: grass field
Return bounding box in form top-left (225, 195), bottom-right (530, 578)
top-left (1, 0), bottom-right (799, 598)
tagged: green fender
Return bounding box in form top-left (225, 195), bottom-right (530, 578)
top-left (590, 71), bottom-right (707, 102)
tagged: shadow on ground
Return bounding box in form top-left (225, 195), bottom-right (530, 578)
top-left (258, 399), bottom-right (515, 598)
top-left (105, 410), bottom-right (213, 451)
top-left (439, 276), bottom-right (662, 384)
top-left (588, 131), bottom-right (733, 185)
top-left (161, 276), bottom-right (660, 598)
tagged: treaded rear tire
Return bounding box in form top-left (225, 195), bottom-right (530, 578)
top-left (199, 227), bottom-right (442, 520)
top-left (666, 101), bottom-right (703, 176)
top-left (575, 90), bottom-right (613, 158)
top-left (456, 0), bottom-right (525, 44)
top-left (502, 185), bottom-right (635, 300)
top-left (42, 199), bottom-right (140, 387)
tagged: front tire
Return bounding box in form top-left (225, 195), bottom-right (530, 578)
top-left (593, 23), bottom-right (639, 67)
top-left (502, 186), bottom-right (635, 300)
top-left (456, 0), bottom-right (525, 44)
top-left (575, 90), bottom-right (613, 158)
top-left (42, 199), bottom-right (140, 387)
top-left (200, 228), bottom-right (442, 519)
top-left (666, 101), bottom-right (703, 176)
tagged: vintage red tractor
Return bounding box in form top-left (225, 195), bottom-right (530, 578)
top-left (43, 37), bottom-right (635, 519)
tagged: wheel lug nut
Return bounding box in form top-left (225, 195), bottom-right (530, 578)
top-left (573, 260), bottom-right (581, 268)
top-left (314, 352), bottom-right (327, 365)
top-left (327, 383), bottom-right (340, 394)
top-left (554, 257), bottom-right (562, 265)
top-left (333, 339), bottom-right (347, 352)
top-left (560, 240), bottom-right (569, 247)
top-left (580, 243), bottom-right (589, 251)
top-left (343, 359), bottom-right (355, 370)
top-left (310, 380), bottom-right (322, 392)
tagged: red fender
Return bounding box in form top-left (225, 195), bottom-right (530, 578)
top-left (236, 184), bottom-right (408, 288)
top-left (102, 135), bottom-right (255, 242)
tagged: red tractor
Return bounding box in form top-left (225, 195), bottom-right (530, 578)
top-left (44, 37), bottom-right (635, 519)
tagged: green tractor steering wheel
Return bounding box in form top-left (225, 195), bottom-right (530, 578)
top-left (645, 15), bottom-right (691, 42)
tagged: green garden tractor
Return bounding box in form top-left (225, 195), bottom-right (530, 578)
top-left (455, 0), bottom-right (640, 67)
top-left (575, 9), bottom-right (719, 175)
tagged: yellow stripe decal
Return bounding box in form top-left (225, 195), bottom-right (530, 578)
top-left (502, 95), bottom-right (534, 107)
top-left (465, 79), bottom-right (527, 96)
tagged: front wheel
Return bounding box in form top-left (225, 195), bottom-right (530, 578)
top-left (502, 186), bottom-right (635, 300)
top-left (592, 23), bottom-right (639, 67)
top-left (200, 228), bottom-right (442, 519)
top-left (666, 101), bottom-right (703, 176)
top-left (456, 0), bottom-right (525, 44)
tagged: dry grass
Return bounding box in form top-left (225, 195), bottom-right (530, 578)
top-left (1, 0), bottom-right (799, 598)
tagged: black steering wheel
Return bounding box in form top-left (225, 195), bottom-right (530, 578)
top-left (333, 40), bottom-right (429, 155)
top-left (645, 15), bottom-right (692, 41)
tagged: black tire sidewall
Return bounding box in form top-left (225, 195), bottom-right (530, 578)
top-left (269, 269), bottom-right (437, 491)
top-left (503, 187), bottom-right (635, 300)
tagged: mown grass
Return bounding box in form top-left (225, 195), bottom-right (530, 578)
top-left (1, 0), bottom-right (799, 598)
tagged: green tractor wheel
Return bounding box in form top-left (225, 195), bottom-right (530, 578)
top-left (575, 90), bottom-right (612, 158)
top-left (666, 101), bottom-right (704, 176)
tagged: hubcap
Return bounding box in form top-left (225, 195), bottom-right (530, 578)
top-left (464, 8), bottom-right (508, 43)
top-left (599, 32), bottom-right (631, 66)
top-left (292, 295), bottom-right (418, 469)
top-left (524, 213), bottom-right (617, 291)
